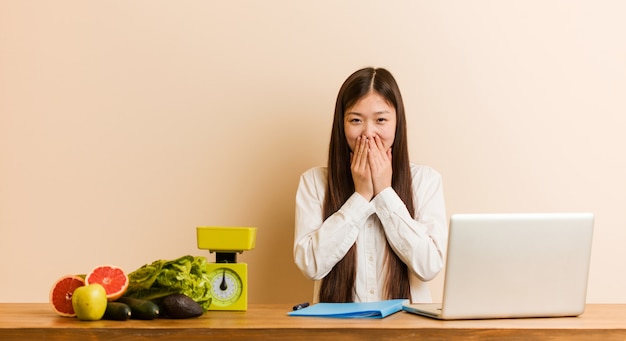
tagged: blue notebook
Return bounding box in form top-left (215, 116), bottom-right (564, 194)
top-left (287, 299), bottom-right (408, 319)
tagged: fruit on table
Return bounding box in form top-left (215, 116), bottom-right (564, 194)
top-left (160, 293), bottom-right (204, 319)
top-left (72, 283), bottom-right (108, 321)
top-left (49, 275), bottom-right (86, 317)
top-left (50, 261), bottom-right (212, 321)
top-left (85, 265), bottom-right (129, 301)
top-left (116, 296), bottom-right (160, 320)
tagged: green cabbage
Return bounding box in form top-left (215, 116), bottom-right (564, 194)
top-left (124, 255), bottom-right (212, 311)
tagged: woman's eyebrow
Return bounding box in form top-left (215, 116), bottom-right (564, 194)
top-left (345, 110), bottom-right (391, 116)
top-left (345, 111), bottom-right (363, 116)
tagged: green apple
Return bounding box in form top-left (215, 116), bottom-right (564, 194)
top-left (72, 283), bottom-right (107, 321)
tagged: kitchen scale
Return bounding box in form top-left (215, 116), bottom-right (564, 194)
top-left (196, 226), bottom-right (256, 311)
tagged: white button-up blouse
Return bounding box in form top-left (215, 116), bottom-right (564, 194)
top-left (293, 163), bottom-right (447, 303)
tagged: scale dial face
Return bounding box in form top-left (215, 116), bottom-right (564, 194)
top-left (207, 267), bottom-right (243, 307)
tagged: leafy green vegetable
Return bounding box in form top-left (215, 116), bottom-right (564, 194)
top-left (124, 255), bottom-right (212, 311)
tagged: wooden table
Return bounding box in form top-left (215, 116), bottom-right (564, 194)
top-left (1, 303), bottom-right (626, 340)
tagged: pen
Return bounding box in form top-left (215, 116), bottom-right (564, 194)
top-left (292, 302), bottom-right (310, 310)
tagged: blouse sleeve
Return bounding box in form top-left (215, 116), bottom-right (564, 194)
top-left (371, 165), bottom-right (447, 281)
top-left (293, 168), bottom-right (375, 280)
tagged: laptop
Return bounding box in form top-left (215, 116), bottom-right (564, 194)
top-left (403, 212), bottom-right (594, 320)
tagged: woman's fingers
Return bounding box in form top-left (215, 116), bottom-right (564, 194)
top-left (351, 135), bottom-right (373, 200)
top-left (368, 135), bottom-right (393, 195)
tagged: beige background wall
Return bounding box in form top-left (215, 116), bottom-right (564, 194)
top-left (1, 1), bottom-right (624, 304)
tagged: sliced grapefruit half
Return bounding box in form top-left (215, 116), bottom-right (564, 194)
top-left (85, 265), bottom-right (129, 301)
top-left (49, 275), bottom-right (85, 317)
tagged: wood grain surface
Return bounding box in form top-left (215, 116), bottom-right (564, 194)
top-left (1, 304), bottom-right (625, 340)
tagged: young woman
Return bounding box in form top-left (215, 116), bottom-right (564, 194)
top-left (293, 67), bottom-right (447, 303)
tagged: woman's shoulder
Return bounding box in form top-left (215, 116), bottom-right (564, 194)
top-left (410, 163), bottom-right (443, 181)
top-left (300, 166), bottom-right (327, 181)
top-left (298, 167), bottom-right (328, 195)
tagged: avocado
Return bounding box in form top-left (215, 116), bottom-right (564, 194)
top-left (160, 294), bottom-right (204, 319)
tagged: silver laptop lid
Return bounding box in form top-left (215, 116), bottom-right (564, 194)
top-left (440, 213), bottom-right (594, 319)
